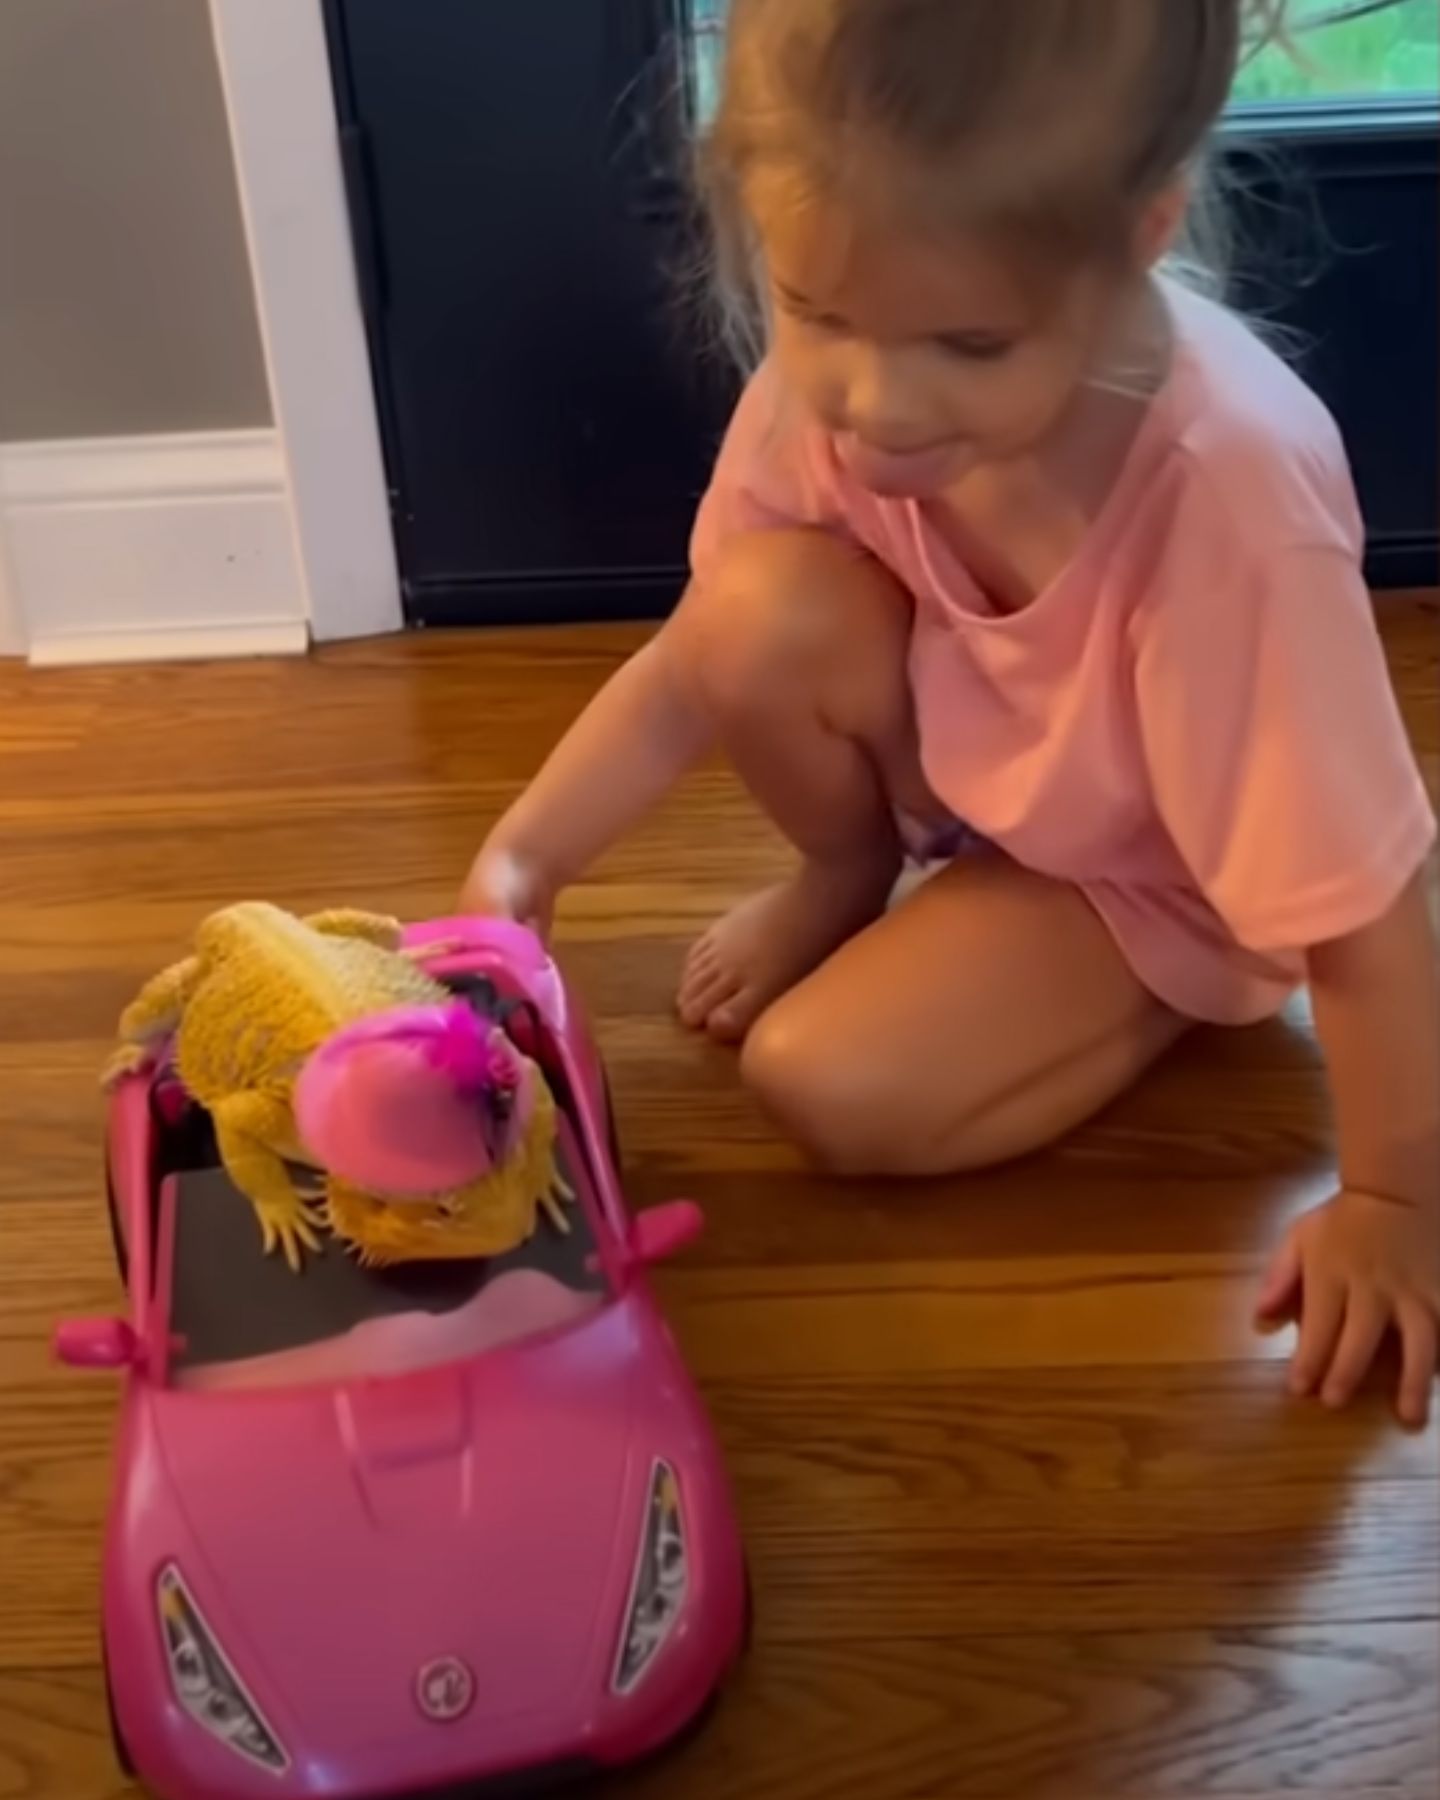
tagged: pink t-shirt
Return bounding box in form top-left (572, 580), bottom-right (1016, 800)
top-left (690, 282), bottom-right (1435, 1024)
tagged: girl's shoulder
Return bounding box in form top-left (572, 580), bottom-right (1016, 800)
top-left (690, 358), bottom-right (846, 579)
top-left (1151, 283), bottom-right (1362, 561)
top-left (712, 355), bottom-right (827, 479)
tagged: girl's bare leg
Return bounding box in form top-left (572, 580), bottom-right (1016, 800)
top-left (662, 527), bottom-right (1182, 1166)
top-left (671, 530), bottom-right (941, 1042)
top-left (742, 854), bottom-right (1187, 1176)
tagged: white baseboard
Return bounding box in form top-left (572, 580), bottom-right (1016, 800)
top-left (0, 429), bottom-right (309, 666)
top-left (28, 620), bottom-right (310, 669)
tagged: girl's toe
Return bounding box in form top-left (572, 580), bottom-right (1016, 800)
top-left (679, 963), bottom-right (741, 1029)
top-left (706, 986), bottom-right (760, 1044)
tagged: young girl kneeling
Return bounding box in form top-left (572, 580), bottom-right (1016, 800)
top-left (465, 0), bottom-right (1439, 1425)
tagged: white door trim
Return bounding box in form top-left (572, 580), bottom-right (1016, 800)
top-left (0, 505), bottom-right (22, 656)
top-left (209, 0), bottom-right (402, 642)
top-left (0, 550), bottom-right (21, 658)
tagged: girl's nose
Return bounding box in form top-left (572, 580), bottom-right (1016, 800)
top-left (834, 343), bottom-right (929, 447)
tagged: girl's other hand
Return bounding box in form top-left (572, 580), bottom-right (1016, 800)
top-left (460, 843), bottom-right (555, 941)
top-left (1257, 1188), bottom-right (1439, 1429)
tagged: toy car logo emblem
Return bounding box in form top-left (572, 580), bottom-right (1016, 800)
top-left (415, 1657), bottom-right (475, 1722)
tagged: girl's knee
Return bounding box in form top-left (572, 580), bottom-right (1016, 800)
top-left (741, 995), bottom-right (1014, 1177)
top-left (740, 1002), bottom-right (904, 1176)
top-left (675, 530), bottom-right (910, 718)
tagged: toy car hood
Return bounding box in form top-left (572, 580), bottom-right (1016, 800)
top-left (141, 1299), bottom-right (651, 1742)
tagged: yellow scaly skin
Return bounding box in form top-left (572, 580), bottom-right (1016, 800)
top-left (102, 902), bottom-right (569, 1271)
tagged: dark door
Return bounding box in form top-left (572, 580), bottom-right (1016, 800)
top-left (326, 3), bottom-right (1438, 625)
top-left (325, 0), bottom-right (732, 626)
top-left (1229, 109), bottom-right (1438, 589)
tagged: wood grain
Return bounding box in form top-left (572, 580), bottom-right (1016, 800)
top-left (647, 1627), bottom-right (1440, 1800)
top-left (0, 594), bottom-right (1435, 1797)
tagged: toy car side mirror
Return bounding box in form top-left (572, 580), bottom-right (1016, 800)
top-left (630, 1202), bottom-right (702, 1274)
top-left (54, 1317), bottom-right (143, 1371)
top-left (629, 1201), bottom-right (704, 1267)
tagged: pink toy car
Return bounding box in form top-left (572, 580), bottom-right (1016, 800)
top-left (55, 917), bottom-right (749, 1800)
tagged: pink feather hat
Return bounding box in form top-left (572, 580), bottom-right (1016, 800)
top-left (294, 1002), bottom-right (530, 1199)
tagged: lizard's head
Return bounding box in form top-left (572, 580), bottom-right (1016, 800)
top-left (295, 1002), bottom-right (539, 1200)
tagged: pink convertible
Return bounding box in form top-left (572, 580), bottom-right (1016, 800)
top-left (56, 917), bottom-right (749, 1800)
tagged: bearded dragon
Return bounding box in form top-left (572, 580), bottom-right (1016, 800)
top-left (103, 902), bottom-right (568, 1270)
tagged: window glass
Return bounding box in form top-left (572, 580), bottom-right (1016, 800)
top-left (686, 1), bottom-right (1440, 121)
top-left (1234, 0), bottom-right (1440, 104)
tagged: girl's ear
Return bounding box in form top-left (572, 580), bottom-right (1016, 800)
top-left (1134, 179), bottom-right (1189, 270)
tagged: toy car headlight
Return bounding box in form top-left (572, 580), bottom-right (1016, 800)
top-left (613, 1461), bottom-right (689, 1695)
top-left (157, 1566), bottom-right (288, 1773)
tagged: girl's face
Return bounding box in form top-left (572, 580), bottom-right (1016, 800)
top-left (751, 178), bottom-right (1136, 499)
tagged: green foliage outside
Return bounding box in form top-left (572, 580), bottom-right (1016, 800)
top-left (690, 0), bottom-right (1439, 114)
top-left (1234, 0), bottom-right (1440, 102)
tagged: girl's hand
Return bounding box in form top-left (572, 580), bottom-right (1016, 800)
top-left (459, 843), bottom-right (555, 941)
top-left (1257, 1189), bottom-right (1439, 1428)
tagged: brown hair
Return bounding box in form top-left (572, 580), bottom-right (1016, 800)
top-left (696, 0), bottom-right (1291, 365)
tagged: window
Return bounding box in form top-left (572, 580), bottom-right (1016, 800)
top-left (688, 0), bottom-right (1440, 120)
top-left (689, 0), bottom-right (726, 125)
top-left (1233, 0), bottom-right (1440, 105)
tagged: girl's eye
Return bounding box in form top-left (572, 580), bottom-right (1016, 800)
top-left (773, 289), bottom-right (846, 334)
top-left (936, 333), bottom-right (1016, 363)
top-left (788, 305), bottom-right (845, 334)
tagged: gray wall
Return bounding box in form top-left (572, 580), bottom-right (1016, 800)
top-left (0, 0), bottom-right (272, 442)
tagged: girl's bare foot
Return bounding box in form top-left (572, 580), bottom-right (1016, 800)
top-left (677, 854), bottom-right (897, 1043)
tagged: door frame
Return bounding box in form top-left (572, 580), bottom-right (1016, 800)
top-left (209, 0), bottom-right (402, 641)
top-left (0, 522), bottom-right (22, 657)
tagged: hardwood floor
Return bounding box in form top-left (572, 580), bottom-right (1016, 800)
top-left (0, 596), bottom-right (1436, 1800)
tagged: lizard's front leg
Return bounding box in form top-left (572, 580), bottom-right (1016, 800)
top-left (323, 1176), bottom-right (434, 1268)
top-left (307, 907), bottom-right (469, 967)
top-left (303, 909), bottom-right (405, 949)
top-left (212, 1092), bottom-right (325, 1272)
top-left (103, 954), bottom-right (200, 1089)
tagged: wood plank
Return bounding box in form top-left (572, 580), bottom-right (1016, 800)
top-left (706, 1367), bottom-right (1439, 1504)
top-left (655, 1255), bottom-right (1298, 1378)
top-left (739, 1478), bottom-right (1438, 1641)
top-left (623, 1625), bottom-right (1440, 1800)
top-left (3, 1621), bottom-right (1433, 1800)
top-left (0, 1671), bottom-right (128, 1800)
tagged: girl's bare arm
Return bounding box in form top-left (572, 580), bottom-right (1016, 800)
top-left (462, 614), bottom-right (714, 928)
top-left (1258, 871), bottom-right (1440, 1426)
top-left (1311, 872), bottom-right (1440, 1211)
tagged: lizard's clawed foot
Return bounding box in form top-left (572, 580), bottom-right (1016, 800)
top-left (255, 1193), bottom-right (326, 1272)
top-left (540, 1190), bottom-right (572, 1236)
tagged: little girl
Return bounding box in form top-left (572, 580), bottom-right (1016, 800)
top-left (465, 0), bottom-right (1439, 1423)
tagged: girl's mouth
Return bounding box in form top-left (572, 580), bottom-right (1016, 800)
top-left (836, 433), bottom-right (969, 497)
